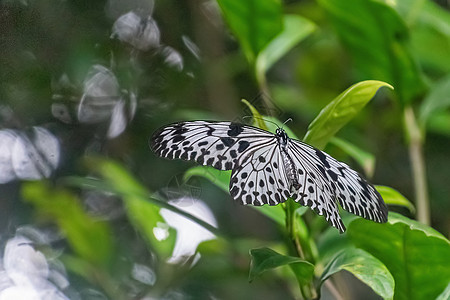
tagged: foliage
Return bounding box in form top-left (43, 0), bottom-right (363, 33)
top-left (1, 0), bottom-right (449, 299)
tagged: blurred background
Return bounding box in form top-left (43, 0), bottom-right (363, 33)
top-left (0, 0), bottom-right (449, 299)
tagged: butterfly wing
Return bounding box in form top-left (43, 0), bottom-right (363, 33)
top-left (151, 121), bottom-right (273, 170)
top-left (151, 121), bottom-right (292, 206)
top-left (229, 142), bottom-right (291, 206)
top-left (288, 139), bottom-right (388, 232)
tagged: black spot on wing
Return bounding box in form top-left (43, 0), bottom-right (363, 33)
top-left (173, 126), bottom-right (188, 135)
top-left (238, 140), bottom-right (250, 152)
top-left (315, 149), bottom-right (330, 168)
top-left (172, 135), bottom-right (185, 143)
top-left (220, 137), bottom-right (235, 147)
top-left (227, 123), bottom-right (244, 136)
top-left (327, 169), bottom-right (338, 181)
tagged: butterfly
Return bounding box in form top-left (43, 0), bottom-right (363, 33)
top-left (150, 121), bottom-right (388, 232)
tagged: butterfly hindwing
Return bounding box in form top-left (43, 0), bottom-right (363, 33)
top-left (288, 140), bottom-right (387, 232)
top-left (229, 142), bottom-right (291, 206)
top-left (151, 121), bottom-right (272, 170)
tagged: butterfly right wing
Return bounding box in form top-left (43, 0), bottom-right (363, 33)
top-left (150, 121), bottom-right (273, 170)
top-left (288, 139), bottom-right (387, 233)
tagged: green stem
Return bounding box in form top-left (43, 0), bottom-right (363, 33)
top-left (286, 201), bottom-right (305, 258)
top-left (285, 201), bottom-right (316, 299)
top-left (404, 106), bottom-right (430, 225)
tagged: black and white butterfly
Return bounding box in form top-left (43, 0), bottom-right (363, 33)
top-left (150, 121), bottom-right (388, 232)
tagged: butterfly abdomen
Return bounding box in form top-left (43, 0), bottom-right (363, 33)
top-left (276, 128), bottom-right (301, 192)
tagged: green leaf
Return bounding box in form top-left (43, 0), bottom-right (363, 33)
top-left (256, 14), bottom-right (316, 81)
top-left (22, 182), bottom-right (114, 267)
top-left (375, 185), bottom-right (415, 214)
top-left (348, 212), bottom-right (450, 300)
top-left (184, 166), bottom-right (231, 193)
top-left (318, 0), bottom-right (426, 104)
top-left (184, 166), bottom-right (285, 225)
top-left (320, 248), bottom-right (394, 300)
top-left (249, 247), bottom-right (314, 285)
top-left (216, 0), bottom-right (283, 64)
top-left (241, 99), bottom-right (269, 130)
top-left (303, 80), bottom-right (393, 149)
top-left (329, 137), bottom-right (375, 177)
top-left (86, 158), bottom-right (176, 259)
top-left (64, 175), bottom-right (220, 237)
top-left (419, 74), bottom-right (450, 126)
top-left (317, 228), bottom-right (352, 267)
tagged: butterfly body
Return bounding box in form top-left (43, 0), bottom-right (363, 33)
top-left (276, 129), bottom-right (301, 192)
top-left (151, 121), bottom-right (388, 232)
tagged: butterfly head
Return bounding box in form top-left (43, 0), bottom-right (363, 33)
top-left (275, 128), bottom-right (289, 146)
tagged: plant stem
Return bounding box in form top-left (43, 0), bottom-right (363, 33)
top-left (285, 201), bottom-right (317, 299)
top-left (285, 201), bottom-right (304, 258)
top-left (404, 106), bottom-right (430, 225)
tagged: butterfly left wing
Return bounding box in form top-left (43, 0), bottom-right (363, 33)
top-left (288, 140), bottom-right (388, 232)
top-left (151, 121), bottom-right (273, 170)
top-left (151, 121), bottom-right (293, 206)
top-left (229, 141), bottom-right (292, 206)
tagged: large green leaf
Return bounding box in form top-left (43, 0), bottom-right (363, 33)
top-left (64, 174), bottom-right (220, 237)
top-left (303, 80), bottom-right (393, 149)
top-left (184, 166), bottom-right (285, 225)
top-left (318, 0), bottom-right (426, 104)
top-left (249, 247), bottom-right (314, 285)
top-left (22, 182), bottom-right (114, 268)
top-left (320, 248), bottom-right (394, 300)
top-left (216, 0), bottom-right (283, 64)
top-left (316, 225), bottom-right (352, 266)
top-left (86, 158), bottom-right (176, 259)
top-left (348, 212), bottom-right (450, 300)
top-left (256, 14), bottom-right (316, 82)
top-left (375, 185), bottom-right (415, 214)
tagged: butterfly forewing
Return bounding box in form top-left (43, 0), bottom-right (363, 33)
top-left (151, 121), bottom-right (272, 170)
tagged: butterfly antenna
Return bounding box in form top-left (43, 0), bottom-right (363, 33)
top-left (242, 116), bottom-right (280, 128)
top-left (282, 118), bottom-right (293, 129)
